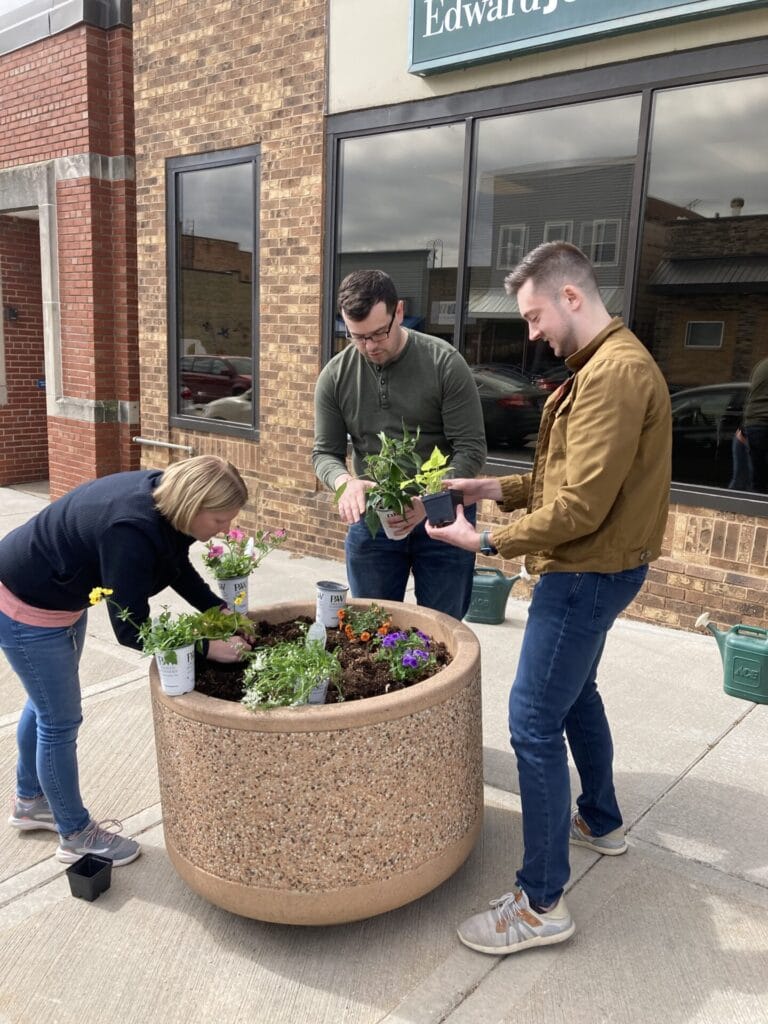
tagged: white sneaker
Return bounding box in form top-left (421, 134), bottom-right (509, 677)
top-left (457, 888), bottom-right (575, 955)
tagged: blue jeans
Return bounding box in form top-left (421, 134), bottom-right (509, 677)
top-left (345, 505), bottom-right (477, 621)
top-left (509, 566), bottom-right (648, 907)
top-left (0, 609), bottom-right (90, 836)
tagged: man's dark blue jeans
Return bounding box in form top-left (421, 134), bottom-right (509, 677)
top-left (345, 504), bottom-right (477, 621)
top-left (509, 564), bottom-right (648, 908)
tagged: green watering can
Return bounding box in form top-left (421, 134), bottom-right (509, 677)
top-left (696, 612), bottom-right (768, 704)
top-left (465, 568), bottom-right (522, 625)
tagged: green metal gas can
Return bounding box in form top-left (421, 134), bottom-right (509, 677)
top-left (464, 568), bottom-right (519, 625)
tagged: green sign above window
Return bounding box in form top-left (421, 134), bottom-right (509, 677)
top-left (409, 0), bottom-right (768, 75)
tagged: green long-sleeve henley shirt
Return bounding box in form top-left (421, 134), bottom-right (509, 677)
top-left (312, 329), bottom-right (487, 490)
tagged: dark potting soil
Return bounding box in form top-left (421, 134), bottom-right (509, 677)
top-left (194, 615), bottom-right (452, 704)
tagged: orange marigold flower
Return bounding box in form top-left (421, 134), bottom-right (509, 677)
top-left (337, 609), bottom-right (346, 620)
top-left (360, 631), bottom-right (371, 642)
top-left (345, 625), bottom-right (354, 639)
top-left (377, 625), bottom-right (389, 635)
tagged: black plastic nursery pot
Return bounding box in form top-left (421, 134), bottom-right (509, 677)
top-left (421, 489), bottom-right (463, 527)
top-left (66, 853), bottom-right (112, 901)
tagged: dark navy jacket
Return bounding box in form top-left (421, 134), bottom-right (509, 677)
top-left (0, 470), bottom-right (221, 649)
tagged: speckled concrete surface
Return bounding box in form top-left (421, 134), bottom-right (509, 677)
top-left (151, 602), bottom-right (484, 923)
top-left (3, 484), bottom-right (768, 1023)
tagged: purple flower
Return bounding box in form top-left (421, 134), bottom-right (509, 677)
top-left (401, 653), bottom-right (419, 669)
top-left (416, 631), bottom-right (430, 647)
top-left (381, 631), bottom-right (406, 648)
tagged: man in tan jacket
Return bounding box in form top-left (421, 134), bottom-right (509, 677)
top-left (426, 241), bottom-right (671, 955)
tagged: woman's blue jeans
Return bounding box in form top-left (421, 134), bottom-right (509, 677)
top-left (0, 609), bottom-right (90, 836)
top-left (345, 505), bottom-right (477, 621)
top-left (510, 566), bottom-right (648, 907)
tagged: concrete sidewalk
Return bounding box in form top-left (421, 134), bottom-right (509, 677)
top-left (1, 481), bottom-right (767, 1024)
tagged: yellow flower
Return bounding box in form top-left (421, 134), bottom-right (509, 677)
top-left (234, 592), bottom-right (245, 606)
top-left (89, 587), bottom-right (114, 606)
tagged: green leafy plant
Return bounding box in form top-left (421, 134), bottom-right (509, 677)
top-left (402, 446), bottom-right (451, 495)
top-left (89, 587), bottom-right (254, 663)
top-left (202, 526), bottom-right (287, 580)
top-left (241, 626), bottom-right (343, 710)
top-left (335, 426), bottom-right (423, 538)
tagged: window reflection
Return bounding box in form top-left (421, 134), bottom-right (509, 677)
top-left (636, 74), bottom-right (768, 492)
top-left (174, 159), bottom-right (256, 426)
top-left (336, 124), bottom-right (465, 354)
top-left (466, 95), bottom-right (641, 458)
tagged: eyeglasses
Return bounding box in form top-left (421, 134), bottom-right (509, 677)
top-left (345, 310), bottom-right (396, 344)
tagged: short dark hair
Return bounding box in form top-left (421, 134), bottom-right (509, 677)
top-left (504, 241), bottom-right (599, 298)
top-left (337, 270), bottom-right (399, 321)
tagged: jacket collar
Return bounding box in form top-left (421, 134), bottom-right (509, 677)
top-left (566, 317), bottom-right (625, 373)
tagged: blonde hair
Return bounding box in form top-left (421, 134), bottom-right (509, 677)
top-left (154, 456), bottom-right (248, 534)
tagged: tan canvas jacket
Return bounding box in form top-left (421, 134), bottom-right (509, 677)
top-left (493, 318), bottom-right (671, 575)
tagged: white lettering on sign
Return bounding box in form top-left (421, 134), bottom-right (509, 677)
top-left (423, 0), bottom-right (575, 36)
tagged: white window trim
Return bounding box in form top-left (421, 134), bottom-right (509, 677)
top-left (543, 220), bottom-right (573, 243)
top-left (580, 218), bottom-right (621, 266)
top-left (496, 224), bottom-right (528, 269)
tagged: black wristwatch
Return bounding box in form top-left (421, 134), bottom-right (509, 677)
top-left (479, 529), bottom-right (498, 556)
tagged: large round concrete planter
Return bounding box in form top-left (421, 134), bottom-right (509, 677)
top-left (149, 599), bottom-right (482, 926)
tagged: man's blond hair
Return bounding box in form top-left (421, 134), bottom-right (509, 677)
top-left (153, 456), bottom-right (248, 534)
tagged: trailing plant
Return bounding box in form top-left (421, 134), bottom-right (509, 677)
top-left (241, 628), bottom-right (343, 710)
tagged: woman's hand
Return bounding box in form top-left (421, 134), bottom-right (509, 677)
top-left (443, 477), bottom-right (502, 504)
top-left (424, 504), bottom-right (481, 551)
top-left (207, 637), bottom-right (253, 663)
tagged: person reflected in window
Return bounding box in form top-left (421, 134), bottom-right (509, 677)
top-left (728, 427), bottom-right (753, 491)
top-left (312, 269), bottom-right (487, 620)
top-left (744, 356), bottom-right (768, 493)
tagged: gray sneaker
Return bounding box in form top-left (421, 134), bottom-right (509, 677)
top-left (457, 888), bottom-right (575, 955)
top-left (9, 794), bottom-right (57, 832)
top-left (56, 819), bottom-right (141, 866)
top-left (569, 812), bottom-right (628, 856)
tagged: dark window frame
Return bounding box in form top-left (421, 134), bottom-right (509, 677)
top-left (166, 144), bottom-right (261, 438)
top-left (324, 37), bottom-right (768, 515)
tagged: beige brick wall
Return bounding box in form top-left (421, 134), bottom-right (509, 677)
top-left (133, 0), bottom-right (327, 539)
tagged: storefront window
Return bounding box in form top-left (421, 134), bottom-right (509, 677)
top-left (465, 95), bottom-right (641, 458)
top-left (636, 75), bottom-right (768, 492)
top-left (167, 147), bottom-right (259, 432)
top-left (335, 124), bottom-right (465, 354)
top-left (330, 66), bottom-right (768, 497)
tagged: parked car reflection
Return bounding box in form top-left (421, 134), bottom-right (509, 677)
top-left (202, 388), bottom-right (253, 425)
top-left (670, 382), bottom-right (747, 488)
top-left (471, 367), bottom-right (544, 446)
top-left (180, 355), bottom-right (252, 403)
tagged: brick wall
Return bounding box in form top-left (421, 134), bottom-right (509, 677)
top-left (0, 216), bottom-right (48, 484)
top-left (133, 0), bottom-right (327, 530)
top-left (0, 23), bottom-right (139, 497)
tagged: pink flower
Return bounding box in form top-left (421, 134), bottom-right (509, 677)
top-left (207, 544), bottom-right (225, 558)
top-left (227, 528), bottom-right (245, 542)
top-left (274, 528), bottom-right (286, 538)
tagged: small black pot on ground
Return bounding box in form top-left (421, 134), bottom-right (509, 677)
top-left (421, 489), bottom-right (463, 527)
top-left (66, 854), bottom-right (112, 901)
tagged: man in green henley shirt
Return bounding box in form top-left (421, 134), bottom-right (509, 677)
top-left (312, 269), bottom-right (486, 620)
